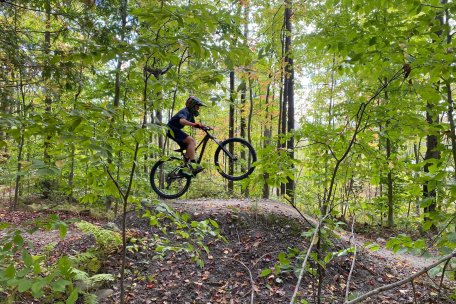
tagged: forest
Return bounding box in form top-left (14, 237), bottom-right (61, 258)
top-left (1, 0), bottom-right (456, 303)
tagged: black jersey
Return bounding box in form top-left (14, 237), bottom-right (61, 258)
top-left (167, 107), bottom-right (195, 129)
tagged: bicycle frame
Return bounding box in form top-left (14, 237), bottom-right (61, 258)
top-left (194, 128), bottom-right (237, 164)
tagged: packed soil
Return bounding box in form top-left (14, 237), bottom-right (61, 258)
top-left (0, 198), bottom-right (454, 303)
top-left (99, 199), bottom-right (455, 304)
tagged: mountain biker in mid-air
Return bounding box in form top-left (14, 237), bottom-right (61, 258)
top-left (167, 96), bottom-right (207, 174)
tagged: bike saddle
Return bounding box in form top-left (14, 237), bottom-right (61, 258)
top-left (173, 148), bottom-right (186, 153)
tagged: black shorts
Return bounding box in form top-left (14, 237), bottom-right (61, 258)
top-left (167, 127), bottom-right (189, 148)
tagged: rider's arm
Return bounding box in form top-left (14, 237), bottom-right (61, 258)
top-left (179, 118), bottom-right (203, 128)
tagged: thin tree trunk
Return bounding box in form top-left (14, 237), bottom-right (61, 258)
top-left (106, 0), bottom-right (127, 211)
top-left (229, 71), bottom-right (235, 192)
top-left (386, 135), bottom-right (394, 227)
top-left (42, 0), bottom-right (52, 198)
top-left (423, 2), bottom-right (445, 230)
top-left (385, 83), bottom-right (394, 227)
top-left (262, 75), bottom-right (272, 199)
top-left (156, 109), bottom-right (164, 149)
top-left (240, 4), bottom-right (249, 197)
top-left (279, 11), bottom-right (287, 196)
top-left (13, 72), bottom-right (26, 211)
top-left (68, 65), bottom-right (83, 203)
top-left (423, 103), bottom-right (440, 229)
top-left (248, 78), bottom-right (253, 145)
top-left (444, 4), bottom-right (456, 178)
top-left (284, 0), bottom-right (295, 203)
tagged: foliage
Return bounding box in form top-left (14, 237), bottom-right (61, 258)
top-left (0, 217), bottom-right (76, 303)
top-left (0, 214), bottom-right (118, 303)
top-left (75, 221), bottom-right (122, 254)
top-left (140, 201), bottom-right (224, 267)
top-left (1, 0), bottom-right (456, 300)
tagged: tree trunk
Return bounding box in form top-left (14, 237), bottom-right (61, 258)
top-left (262, 75), bottom-right (272, 199)
top-left (240, 4), bottom-right (249, 197)
top-left (41, 0), bottom-right (52, 199)
top-left (279, 10), bottom-right (287, 197)
top-left (13, 72), bottom-right (26, 211)
top-left (444, 5), bottom-right (456, 178)
top-left (156, 109), bottom-right (164, 150)
top-left (228, 71), bottom-right (235, 192)
top-left (422, 0), bottom-right (445, 230)
top-left (385, 83), bottom-right (394, 227)
top-left (284, 0), bottom-right (295, 203)
top-left (248, 79), bottom-right (253, 145)
top-left (106, 0), bottom-right (127, 211)
top-left (386, 135), bottom-right (394, 227)
top-left (423, 103), bottom-right (440, 230)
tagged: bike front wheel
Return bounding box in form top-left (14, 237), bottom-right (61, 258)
top-left (150, 158), bottom-right (191, 199)
top-left (214, 138), bottom-right (256, 181)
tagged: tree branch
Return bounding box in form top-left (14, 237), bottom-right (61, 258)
top-left (221, 257), bottom-right (255, 304)
top-left (1, 0), bottom-right (74, 16)
top-left (289, 215), bottom-right (328, 304)
top-left (344, 249), bottom-right (456, 304)
top-left (345, 216), bottom-right (357, 302)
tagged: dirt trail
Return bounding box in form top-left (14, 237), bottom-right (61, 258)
top-left (169, 198), bottom-right (439, 270)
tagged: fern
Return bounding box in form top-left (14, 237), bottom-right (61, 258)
top-left (90, 273), bottom-right (115, 284)
top-left (72, 268), bottom-right (114, 292)
top-left (75, 221), bottom-right (121, 251)
top-left (71, 251), bottom-right (101, 273)
top-left (72, 268), bottom-right (90, 282)
top-left (72, 251), bottom-right (96, 263)
top-left (83, 293), bottom-right (99, 304)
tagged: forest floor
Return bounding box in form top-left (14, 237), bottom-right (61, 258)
top-left (0, 196), bottom-right (455, 303)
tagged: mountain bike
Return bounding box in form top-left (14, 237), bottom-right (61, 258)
top-left (150, 126), bottom-right (256, 199)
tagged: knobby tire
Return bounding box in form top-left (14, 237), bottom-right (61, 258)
top-left (214, 138), bottom-right (256, 181)
top-left (150, 159), bottom-right (191, 199)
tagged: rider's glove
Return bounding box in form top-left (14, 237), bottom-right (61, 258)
top-left (194, 122), bottom-right (204, 129)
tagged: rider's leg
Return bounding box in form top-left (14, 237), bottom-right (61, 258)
top-left (182, 136), bottom-right (203, 174)
top-left (183, 136), bottom-right (196, 161)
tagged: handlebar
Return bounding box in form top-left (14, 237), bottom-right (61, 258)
top-left (201, 126), bottom-right (212, 131)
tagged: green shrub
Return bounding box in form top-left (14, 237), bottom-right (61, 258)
top-left (75, 221), bottom-right (122, 253)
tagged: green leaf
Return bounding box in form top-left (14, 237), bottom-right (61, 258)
top-left (209, 219), bottom-right (219, 228)
top-left (31, 280), bottom-right (45, 298)
top-left (260, 268), bottom-right (272, 277)
top-left (51, 279), bottom-right (71, 292)
top-left (18, 279), bottom-right (33, 292)
top-left (65, 288), bottom-right (78, 304)
top-left (368, 37), bottom-right (377, 46)
top-left (23, 250), bottom-right (34, 267)
top-left (7, 278), bottom-right (20, 287)
top-left (69, 117), bottom-right (83, 131)
top-left (13, 234), bottom-right (24, 246)
top-left (33, 262), bottom-right (42, 275)
top-left (3, 242), bottom-right (12, 251)
top-left (428, 266), bottom-right (442, 278)
top-left (0, 222), bottom-right (11, 229)
top-left (447, 232), bottom-right (456, 242)
top-left (36, 167), bottom-right (58, 177)
top-left (422, 221), bottom-right (434, 232)
top-left (366, 243), bottom-right (380, 251)
top-left (278, 252), bottom-right (288, 264)
top-left (58, 257), bottom-right (73, 278)
top-left (59, 223), bottom-right (68, 240)
top-left (17, 267), bottom-right (31, 278)
top-left (5, 264), bottom-right (15, 278)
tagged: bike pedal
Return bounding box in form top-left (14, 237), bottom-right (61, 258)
top-left (179, 168), bottom-right (193, 178)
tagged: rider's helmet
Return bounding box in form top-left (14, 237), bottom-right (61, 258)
top-left (185, 96), bottom-right (206, 116)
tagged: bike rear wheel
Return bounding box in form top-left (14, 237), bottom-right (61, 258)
top-left (150, 158), bottom-right (191, 199)
top-left (214, 138), bottom-right (256, 181)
